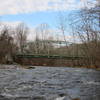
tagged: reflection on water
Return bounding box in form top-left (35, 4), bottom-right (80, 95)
top-left (0, 67), bottom-right (100, 100)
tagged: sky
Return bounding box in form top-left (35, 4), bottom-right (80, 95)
top-left (0, 0), bottom-right (97, 41)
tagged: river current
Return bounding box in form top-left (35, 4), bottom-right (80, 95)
top-left (0, 66), bottom-right (100, 100)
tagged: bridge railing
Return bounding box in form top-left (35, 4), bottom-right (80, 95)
top-left (15, 54), bottom-right (86, 60)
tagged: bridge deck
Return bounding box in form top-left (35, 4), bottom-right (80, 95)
top-left (15, 54), bottom-right (86, 60)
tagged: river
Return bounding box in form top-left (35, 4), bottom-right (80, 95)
top-left (0, 66), bottom-right (100, 100)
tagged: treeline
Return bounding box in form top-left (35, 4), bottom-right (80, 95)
top-left (0, 22), bottom-right (80, 64)
top-left (0, 23), bottom-right (29, 63)
top-left (0, 23), bottom-right (66, 63)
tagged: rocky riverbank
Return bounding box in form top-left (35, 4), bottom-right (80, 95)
top-left (0, 64), bottom-right (100, 71)
top-left (0, 64), bottom-right (20, 69)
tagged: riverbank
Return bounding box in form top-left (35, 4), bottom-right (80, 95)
top-left (0, 64), bottom-right (100, 71)
top-left (0, 64), bottom-right (20, 69)
top-left (14, 56), bottom-right (100, 70)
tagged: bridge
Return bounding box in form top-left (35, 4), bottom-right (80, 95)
top-left (14, 40), bottom-right (87, 66)
top-left (15, 54), bottom-right (85, 59)
top-left (15, 40), bottom-right (85, 60)
top-left (14, 54), bottom-right (86, 67)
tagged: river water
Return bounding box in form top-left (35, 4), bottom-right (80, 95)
top-left (0, 66), bottom-right (100, 100)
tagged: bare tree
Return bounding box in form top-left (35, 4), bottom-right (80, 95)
top-left (57, 13), bottom-right (72, 56)
top-left (34, 23), bottom-right (50, 54)
top-left (15, 23), bottom-right (29, 54)
top-left (57, 13), bottom-right (66, 41)
top-left (0, 26), bottom-right (16, 63)
top-left (71, 1), bottom-right (100, 67)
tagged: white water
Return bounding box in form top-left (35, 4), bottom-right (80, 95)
top-left (0, 67), bottom-right (100, 100)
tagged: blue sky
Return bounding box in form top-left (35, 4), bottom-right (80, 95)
top-left (0, 0), bottom-right (96, 27)
top-left (0, 0), bottom-right (96, 41)
top-left (1, 11), bottom-right (58, 28)
top-left (1, 11), bottom-right (73, 28)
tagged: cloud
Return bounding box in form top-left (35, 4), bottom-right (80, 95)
top-left (0, 21), bottom-right (21, 27)
top-left (0, 0), bottom-right (96, 15)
